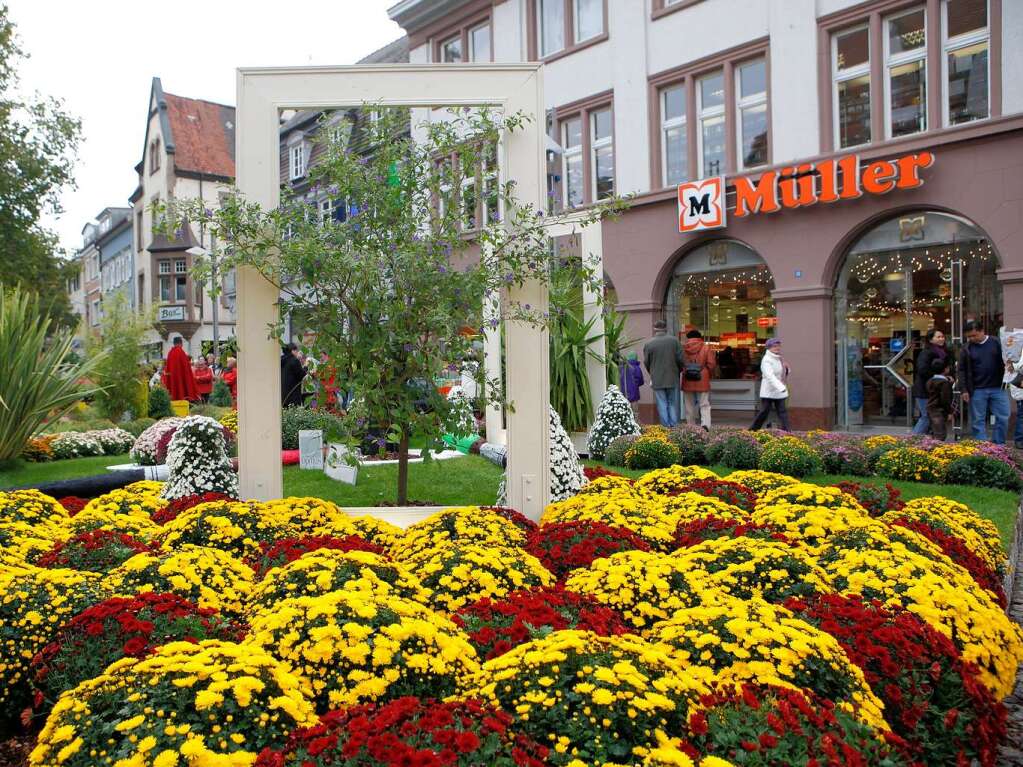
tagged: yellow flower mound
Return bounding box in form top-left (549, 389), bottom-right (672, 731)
top-left (577, 475), bottom-right (639, 495)
top-left (882, 496), bottom-right (1006, 575)
top-left (661, 493), bottom-right (748, 527)
top-left (28, 640), bottom-right (316, 767)
top-left (648, 599), bottom-right (888, 732)
top-left (159, 500), bottom-right (293, 561)
top-left (404, 544), bottom-right (553, 613)
top-left (542, 489), bottom-right (675, 550)
top-left (821, 542), bottom-right (1023, 699)
top-left (347, 515), bottom-right (404, 553)
top-left (463, 630), bottom-right (713, 767)
top-left (104, 545), bottom-right (254, 617)
top-left (634, 465), bottom-right (719, 496)
top-left (749, 503), bottom-right (877, 549)
top-left (864, 435), bottom-right (899, 450)
top-left (246, 549), bottom-right (430, 616)
top-left (564, 550), bottom-right (698, 630)
top-left (0, 522), bottom-right (60, 566)
top-left (246, 591), bottom-right (478, 712)
top-left (80, 488), bottom-right (168, 519)
top-left (0, 490), bottom-right (69, 540)
top-left (120, 479), bottom-right (167, 498)
top-left (66, 508), bottom-right (162, 542)
top-left (394, 506), bottom-right (527, 562)
top-left (758, 483), bottom-right (865, 512)
top-left (261, 496), bottom-right (357, 537)
top-left (723, 470), bottom-right (799, 496)
top-left (0, 565), bottom-right (107, 710)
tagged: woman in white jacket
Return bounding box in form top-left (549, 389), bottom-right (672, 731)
top-left (750, 338), bottom-right (791, 431)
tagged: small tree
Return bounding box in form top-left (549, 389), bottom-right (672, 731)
top-left (169, 107), bottom-right (620, 504)
top-left (87, 293), bottom-right (153, 421)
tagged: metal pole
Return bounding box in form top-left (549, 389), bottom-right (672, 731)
top-left (211, 247), bottom-right (220, 362)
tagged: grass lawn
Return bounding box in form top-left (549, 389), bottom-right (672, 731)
top-left (2, 453), bottom-right (1017, 550)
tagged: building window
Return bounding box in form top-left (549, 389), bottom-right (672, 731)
top-left (441, 35), bottom-right (463, 63)
top-left (562, 116), bottom-right (584, 208)
top-left (661, 85), bottom-right (687, 186)
top-left (149, 139), bottom-right (160, 174)
top-left (538, 0), bottom-right (566, 56)
top-left (535, 0), bottom-right (604, 58)
top-left (697, 71), bottom-right (725, 177)
top-left (574, 0), bottom-right (602, 44)
top-left (735, 58), bottom-right (768, 169)
top-left (174, 258), bottom-right (187, 274)
top-left (832, 25), bottom-right (871, 148)
top-left (460, 173), bottom-right (478, 230)
top-left (289, 144), bottom-right (306, 180)
top-left (884, 7), bottom-right (928, 138)
top-left (590, 107), bottom-right (614, 200)
top-left (159, 275), bottom-right (171, 302)
top-left (91, 299), bottom-right (100, 326)
top-left (158, 260), bottom-right (171, 275)
top-left (943, 0), bottom-right (988, 125)
top-left (136, 210), bottom-right (143, 250)
top-left (469, 23), bottom-right (491, 62)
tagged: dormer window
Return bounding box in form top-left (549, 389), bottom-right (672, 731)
top-left (149, 138), bottom-right (161, 174)
top-left (289, 142), bottom-right (306, 180)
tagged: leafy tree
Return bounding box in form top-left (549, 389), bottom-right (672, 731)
top-left (170, 107), bottom-right (619, 504)
top-left (0, 6), bottom-right (82, 329)
top-left (87, 293), bottom-right (154, 420)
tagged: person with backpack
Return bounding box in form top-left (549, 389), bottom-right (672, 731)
top-left (926, 356), bottom-right (955, 441)
top-left (681, 330), bottom-right (716, 429)
top-left (958, 319), bottom-right (1010, 444)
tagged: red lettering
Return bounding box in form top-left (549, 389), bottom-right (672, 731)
top-left (838, 154), bottom-right (862, 200)
top-left (862, 160), bottom-right (897, 194)
top-left (895, 151), bottom-right (934, 189)
top-left (816, 158), bottom-right (840, 203)
top-left (777, 163), bottom-right (817, 208)
top-left (733, 171), bottom-right (779, 217)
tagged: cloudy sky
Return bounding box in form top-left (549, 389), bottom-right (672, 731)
top-left (8, 0), bottom-right (403, 254)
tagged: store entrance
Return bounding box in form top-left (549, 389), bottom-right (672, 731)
top-left (835, 211), bottom-right (1001, 430)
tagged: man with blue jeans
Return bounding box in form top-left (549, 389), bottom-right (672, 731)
top-left (643, 320), bottom-right (683, 427)
top-left (958, 320), bottom-right (1010, 443)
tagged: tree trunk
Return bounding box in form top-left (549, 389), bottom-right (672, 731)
top-left (397, 428), bottom-right (410, 506)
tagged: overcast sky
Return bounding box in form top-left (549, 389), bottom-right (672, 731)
top-left (7, 0), bottom-right (404, 255)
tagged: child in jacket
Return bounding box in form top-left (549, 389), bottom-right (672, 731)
top-left (926, 357), bottom-right (954, 441)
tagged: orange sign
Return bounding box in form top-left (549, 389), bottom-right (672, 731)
top-left (677, 177), bottom-right (726, 232)
top-left (757, 317), bottom-right (778, 328)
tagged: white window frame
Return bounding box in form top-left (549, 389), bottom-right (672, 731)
top-left (158, 260), bottom-right (171, 275)
top-left (289, 143), bottom-right (306, 180)
top-left (440, 35), bottom-right (463, 63)
top-left (537, 0), bottom-right (566, 57)
top-left (940, 0), bottom-right (989, 127)
top-left (696, 70), bottom-right (725, 178)
top-left (661, 85), bottom-right (687, 187)
top-left (883, 6), bottom-right (928, 139)
top-left (468, 23), bottom-right (491, 62)
top-left (573, 0), bottom-right (603, 45)
top-left (318, 197), bottom-right (333, 224)
top-left (482, 144), bottom-right (500, 226)
top-left (832, 24), bottom-right (872, 149)
top-left (460, 174), bottom-right (478, 230)
top-left (734, 57), bottom-right (768, 171)
top-left (174, 258), bottom-right (187, 274)
top-left (589, 107), bottom-right (614, 201)
top-left (561, 116), bottom-right (584, 208)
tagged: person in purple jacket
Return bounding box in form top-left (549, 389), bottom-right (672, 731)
top-left (620, 351), bottom-right (645, 417)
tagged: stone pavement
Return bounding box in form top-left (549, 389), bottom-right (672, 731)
top-left (1000, 499), bottom-right (1023, 766)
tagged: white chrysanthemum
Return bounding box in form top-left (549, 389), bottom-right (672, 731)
top-left (587, 385), bottom-right (641, 460)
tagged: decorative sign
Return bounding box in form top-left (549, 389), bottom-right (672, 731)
top-left (677, 151), bottom-right (934, 233)
top-left (158, 305), bottom-right (185, 322)
top-left (298, 430), bottom-right (324, 469)
top-left (757, 317), bottom-right (778, 328)
top-left (720, 332), bottom-right (757, 347)
top-left (899, 215), bottom-right (926, 241)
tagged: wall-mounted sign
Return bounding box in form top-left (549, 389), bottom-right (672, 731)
top-left (677, 151), bottom-right (934, 233)
top-left (158, 305), bottom-right (185, 322)
top-left (757, 316), bottom-right (778, 328)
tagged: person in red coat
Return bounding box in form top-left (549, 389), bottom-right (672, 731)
top-left (221, 356), bottom-right (238, 404)
top-left (163, 337), bottom-right (200, 402)
top-left (193, 358), bottom-right (214, 403)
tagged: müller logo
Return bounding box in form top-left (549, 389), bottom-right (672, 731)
top-left (677, 150), bottom-right (935, 233)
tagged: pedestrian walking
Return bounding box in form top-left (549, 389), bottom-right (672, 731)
top-left (958, 320), bottom-right (1010, 444)
top-left (926, 357), bottom-right (954, 441)
top-left (281, 343), bottom-right (308, 409)
top-left (912, 328), bottom-right (947, 435)
top-left (750, 338), bottom-right (791, 431)
top-left (681, 330), bottom-right (716, 429)
top-left (619, 351), bottom-right (645, 418)
top-left (1007, 355), bottom-right (1023, 449)
top-left (643, 320), bottom-right (683, 427)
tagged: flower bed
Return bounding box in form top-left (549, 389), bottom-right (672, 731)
top-left (1, 469), bottom-right (1020, 766)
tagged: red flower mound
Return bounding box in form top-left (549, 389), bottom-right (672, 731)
top-left (889, 517), bottom-right (1006, 608)
top-left (680, 683), bottom-right (910, 767)
top-left (57, 496), bottom-right (88, 516)
top-left (36, 529), bottom-right (160, 573)
top-left (254, 696), bottom-right (548, 767)
top-left (451, 586), bottom-right (629, 660)
top-left (481, 506), bottom-right (538, 533)
top-left (673, 515), bottom-right (788, 550)
top-left (525, 520), bottom-right (651, 579)
top-left (833, 481), bottom-right (904, 517)
top-left (786, 594), bottom-right (1006, 767)
top-left (678, 478), bottom-right (757, 513)
top-left (247, 535), bottom-right (386, 578)
top-left (30, 592), bottom-right (244, 714)
top-left (582, 465), bottom-right (628, 482)
top-left (151, 491), bottom-right (236, 525)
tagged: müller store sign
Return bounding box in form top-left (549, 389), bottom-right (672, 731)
top-left (677, 151), bottom-right (935, 233)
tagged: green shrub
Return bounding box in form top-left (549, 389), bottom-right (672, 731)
top-left (667, 424), bottom-right (708, 464)
top-left (875, 447), bottom-right (945, 483)
top-left (604, 434), bottom-right (640, 467)
top-left (281, 406), bottom-right (345, 450)
top-left (867, 442), bottom-right (901, 471)
top-left (816, 442), bottom-right (871, 476)
top-left (624, 436), bottom-right (680, 470)
top-left (210, 379), bottom-right (233, 407)
top-left (88, 293), bottom-right (152, 420)
top-left (706, 431), bottom-right (762, 469)
top-left (148, 386), bottom-right (172, 419)
top-left (45, 419), bottom-right (119, 434)
top-left (758, 436), bottom-right (824, 478)
top-left (123, 418), bottom-right (157, 438)
top-left (944, 455), bottom-right (1023, 491)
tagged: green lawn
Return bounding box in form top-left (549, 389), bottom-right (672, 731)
top-left (2, 452), bottom-right (1017, 550)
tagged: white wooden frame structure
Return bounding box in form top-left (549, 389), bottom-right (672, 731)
top-left (234, 63), bottom-right (551, 518)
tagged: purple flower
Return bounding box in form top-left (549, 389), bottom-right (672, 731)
top-left (438, 265), bottom-right (447, 274)
top-left (403, 343), bottom-right (413, 352)
top-left (488, 318), bottom-right (499, 330)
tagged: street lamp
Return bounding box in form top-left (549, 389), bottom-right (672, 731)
top-left (186, 244), bottom-right (219, 362)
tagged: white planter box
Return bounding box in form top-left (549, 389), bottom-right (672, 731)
top-left (324, 443), bottom-right (358, 485)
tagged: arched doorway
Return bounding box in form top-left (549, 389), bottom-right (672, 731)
top-left (666, 239), bottom-right (775, 413)
top-left (835, 210), bottom-right (1001, 429)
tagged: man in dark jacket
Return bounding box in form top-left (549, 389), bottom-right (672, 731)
top-left (911, 329), bottom-right (947, 435)
top-left (281, 343), bottom-right (307, 409)
top-left (643, 320), bottom-right (683, 426)
top-left (926, 357), bottom-right (954, 441)
top-left (958, 320), bottom-right (1010, 443)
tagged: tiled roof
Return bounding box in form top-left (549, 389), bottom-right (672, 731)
top-left (164, 93), bottom-right (236, 179)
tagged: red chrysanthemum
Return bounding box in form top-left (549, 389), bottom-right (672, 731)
top-left (151, 491), bottom-right (236, 525)
top-left (36, 529), bottom-right (160, 572)
top-left (832, 481), bottom-right (904, 518)
top-left (246, 535), bottom-right (386, 578)
top-left (481, 506), bottom-right (539, 534)
top-left (525, 520), bottom-right (650, 579)
top-left (676, 478), bottom-right (757, 512)
top-left (57, 496), bottom-right (88, 516)
top-left (582, 465), bottom-right (628, 482)
top-left (673, 515), bottom-right (789, 550)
